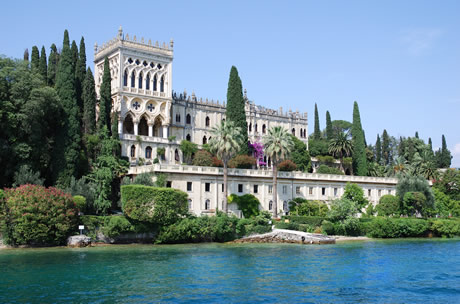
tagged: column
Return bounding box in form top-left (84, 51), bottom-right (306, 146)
top-left (118, 120), bottom-right (123, 135)
top-left (134, 121), bottom-right (139, 135)
top-left (148, 123), bottom-right (153, 137)
top-left (162, 125), bottom-right (168, 139)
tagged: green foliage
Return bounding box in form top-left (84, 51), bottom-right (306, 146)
top-left (282, 215), bottom-right (326, 227)
top-left (327, 198), bottom-right (358, 222)
top-left (401, 192), bottom-right (427, 217)
top-left (396, 175), bottom-right (434, 216)
top-left (321, 218), bottom-right (364, 236)
top-left (154, 173), bottom-right (167, 188)
top-left (376, 194), bottom-right (400, 216)
top-left (365, 203), bottom-right (376, 217)
top-left (430, 219), bottom-right (460, 238)
top-left (343, 183), bottom-right (368, 210)
top-left (435, 135), bottom-right (452, 168)
top-left (13, 165), bottom-right (44, 187)
top-left (325, 111), bottom-right (333, 139)
top-left (180, 140), bottom-right (198, 164)
top-left (75, 37), bottom-right (86, 121)
top-left (316, 165), bottom-right (344, 175)
top-left (225, 66), bottom-right (248, 154)
top-left (289, 135), bottom-right (311, 172)
top-left (192, 150), bottom-right (213, 166)
top-left (47, 44), bottom-right (58, 86)
top-left (289, 198), bottom-right (328, 217)
top-left (121, 185), bottom-right (188, 225)
top-left (122, 172), bottom-right (155, 187)
top-left (433, 188), bottom-right (460, 217)
top-left (38, 46), bottom-right (47, 81)
top-left (31, 46), bottom-right (40, 71)
top-left (433, 169), bottom-right (460, 201)
top-left (313, 103), bottom-right (321, 140)
top-left (308, 139), bottom-right (329, 157)
top-left (73, 195), bottom-right (86, 212)
top-left (228, 194), bottom-right (261, 218)
top-left (157, 147), bottom-right (165, 158)
top-left (0, 185), bottom-right (78, 246)
top-left (328, 131), bottom-right (353, 171)
top-left (102, 215), bottom-right (135, 238)
top-left (229, 155), bottom-right (256, 169)
top-left (331, 120), bottom-right (352, 136)
top-left (82, 68), bottom-right (96, 135)
top-left (80, 215), bottom-right (151, 240)
top-left (278, 159), bottom-right (297, 171)
top-left (61, 177), bottom-right (96, 213)
top-left (375, 134), bottom-right (382, 164)
top-left (98, 57), bottom-right (112, 134)
top-left (352, 101), bottom-right (368, 176)
top-left (382, 129), bottom-right (391, 165)
top-left (365, 217), bottom-right (430, 238)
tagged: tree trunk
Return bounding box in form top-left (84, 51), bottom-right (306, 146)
top-left (223, 162), bottom-right (228, 214)
top-left (272, 164), bottom-right (278, 218)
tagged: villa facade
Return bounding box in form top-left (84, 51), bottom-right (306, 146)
top-left (94, 28), bottom-right (398, 216)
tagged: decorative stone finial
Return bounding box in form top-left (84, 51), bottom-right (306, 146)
top-left (133, 35), bottom-right (137, 41)
top-left (170, 39), bottom-right (174, 49)
top-left (148, 39), bottom-right (152, 45)
top-left (155, 41), bottom-right (159, 47)
top-left (244, 88), bottom-right (247, 99)
top-left (141, 37), bottom-right (144, 43)
top-left (94, 42), bottom-right (98, 52)
top-left (126, 33), bottom-right (129, 40)
top-left (118, 26), bottom-right (123, 39)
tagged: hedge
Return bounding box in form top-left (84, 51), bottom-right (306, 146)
top-left (121, 185), bottom-right (188, 226)
top-left (80, 215), bottom-right (153, 240)
top-left (282, 216), bottom-right (326, 227)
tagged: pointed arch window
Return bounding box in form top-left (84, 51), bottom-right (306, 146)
top-left (175, 149), bottom-right (180, 162)
top-left (145, 146), bottom-right (152, 159)
top-left (123, 70), bottom-right (128, 86)
top-left (249, 123), bottom-right (252, 132)
top-left (262, 124), bottom-right (266, 134)
top-left (160, 75), bottom-right (165, 92)
top-left (130, 71), bottom-right (135, 88)
top-left (203, 136), bottom-right (207, 145)
top-left (205, 116), bottom-right (210, 127)
top-left (292, 128), bottom-right (295, 136)
top-left (205, 199), bottom-right (210, 210)
top-left (146, 74), bottom-right (150, 90)
top-left (186, 114), bottom-right (191, 124)
top-left (138, 72), bottom-right (143, 89)
top-left (186, 134), bottom-right (191, 141)
top-left (153, 75), bottom-right (157, 91)
top-left (269, 200), bottom-right (273, 210)
top-left (176, 114), bottom-right (181, 123)
top-left (130, 145), bottom-right (136, 157)
top-left (255, 124), bottom-right (258, 132)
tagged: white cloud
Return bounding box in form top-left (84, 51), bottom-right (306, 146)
top-left (401, 28), bottom-right (442, 55)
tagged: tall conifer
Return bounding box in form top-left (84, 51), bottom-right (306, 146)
top-left (351, 101), bottom-right (367, 176)
top-left (76, 37), bottom-right (87, 123)
top-left (314, 103), bottom-right (321, 140)
top-left (39, 46), bottom-right (47, 81)
top-left (71, 40), bottom-right (78, 71)
top-left (53, 30), bottom-right (81, 186)
top-left (428, 137), bottom-right (433, 152)
top-left (47, 44), bottom-right (58, 86)
top-left (440, 134), bottom-right (452, 168)
top-left (31, 46), bottom-right (40, 71)
top-left (326, 111), bottom-right (333, 139)
top-left (82, 67), bottom-right (96, 135)
top-left (225, 66), bottom-right (248, 154)
top-left (98, 57), bottom-right (112, 134)
top-left (415, 131), bottom-right (419, 139)
top-left (382, 129), bottom-right (390, 165)
top-left (23, 48), bottom-right (29, 62)
top-left (375, 134), bottom-right (382, 164)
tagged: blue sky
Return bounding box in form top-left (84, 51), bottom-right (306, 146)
top-left (1, 1), bottom-right (459, 167)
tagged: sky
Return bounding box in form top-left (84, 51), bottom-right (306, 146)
top-left (1, 0), bottom-right (459, 167)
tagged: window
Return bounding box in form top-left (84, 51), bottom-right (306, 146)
top-left (205, 183), bottom-right (210, 192)
top-left (145, 146), bottom-right (152, 159)
top-left (269, 200), bottom-right (273, 210)
top-left (153, 75), bottom-right (157, 91)
top-left (123, 70), bottom-right (128, 86)
top-left (138, 72), bottom-right (143, 88)
top-left (248, 123), bottom-right (252, 132)
top-left (175, 149), bottom-right (180, 162)
top-left (309, 187), bottom-right (313, 195)
top-left (334, 188), bottom-right (338, 197)
top-left (296, 187), bottom-right (301, 195)
top-left (268, 185), bottom-right (273, 194)
top-left (282, 185), bottom-right (287, 194)
top-left (262, 124), bottom-right (266, 134)
top-left (176, 114), bottom-right (181, 123)
top-left (187, 182), bottom-right (192, 191)
top-left (378, 189), bottom-right (382, 197)
top-left (222, 184), bottom-right (224, 192)
top-left (166, 181), bottom-right (172, 188)
top-left (255, 124), bottom-right (258, 132)
top-left (186, 114), bottom-right (191, 124)
top-left (322, 187), bottom-right (326, 196)
top-left (292, 128), bottom-right (295, 136)
top-left (202, 136), bottom-right (207, 145)
top-left (368, 189), bottom-right (372, 196)
top-left (205, 116), bottom-right (210, 127)
top-left (130, 145), bottom-right (136, 157)
top-left (160, 75), bottom-right (165, 92)
top-left (188, 199), bottom-right (192, 209)
top-left (146, 74), bottom-right (150, 90)
top-left (283, 201), bottom-right (288, 211)
top-left (238, 184), bottom-right (243, 193)
top-left (131, 71), bottom-right (135, 87)
top-left (253, 185), bottom-right (258, 194)
top-left (186, 134), bottom-right (191, 141)
top-left (205, 199), bottom-right (210, 210)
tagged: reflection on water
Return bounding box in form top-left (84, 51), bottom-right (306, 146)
top-left (0, 239), bottom-right (459, 303)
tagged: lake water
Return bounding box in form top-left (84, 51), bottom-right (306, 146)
top-left (0, 239), bottom-right (459, 303)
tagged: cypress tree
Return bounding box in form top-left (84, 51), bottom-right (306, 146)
top-left (375, 134), bottom-right (382, 164)
top-left (47, 44), bottom-right (58, 86)
top-left (428, 137), bottom-right (433, 152)
top-left (440, 134), bottom-right (452, 168)
top-left (82, 67), bottom-right (96, 135)
top-left (39, 46), bottom-right (47, 81)
top-left (415, 131), bottom-right (419, 139)
top-left (382, 129), bottom-right (390, 165)
top-left (76, 37), bottom-right (87, 123)
top-left (23, 48), bottom-right (29, 62)
top-left (98, 57), bottom-right (112, 134)
top-left (71, 40), bottom-right (78, 71)
top-left (31, 46), bottom-right (40, 72)
top-left (225, 66), bottom-right (248, 154)
top-left (314, 103), bottom-right (321, 140)
top-left (53, 29), bottom-right (81, 186)
top-left (326, 110), bottom-right (333, 139)
top-left (351, 101), bottom-right (367, 176)
top-left (112, 111), bottom-right (119, 139)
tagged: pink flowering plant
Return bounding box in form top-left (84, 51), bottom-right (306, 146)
top-left (249, 142), bottom-right (266, 166)
top-left (0, 184), bottom-right (78, 246)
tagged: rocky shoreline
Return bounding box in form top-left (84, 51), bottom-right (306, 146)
top-left (232, 229), bottom-right (336, 244)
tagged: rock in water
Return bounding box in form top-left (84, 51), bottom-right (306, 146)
top-left (67, 235), bottom-right (92, 248)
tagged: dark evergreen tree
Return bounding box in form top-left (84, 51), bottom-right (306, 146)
top-left (52, 30), bottom-right (81, 186)
top-left (23, 48), bottom-right (29, 62)
top-left (428, 137), bottom-right (433, 156)
top-left (47, 44), bottom-right (58, 86)
top-left (71, 40), bottom-right (78, 71)
top-left (326, 110), bottom-right (333, 139)
top-left (382, 129), bottom-right (390, 165)
top-left (437, 134), bottom-right (452, 168)
top-left (225, 66), bottom-right (248, 154)
top-left (39, 46), bottom-right (47, 81)
top-left (82, 67), bottom-right (96, 135)
top-left (75, 37), bottom-right (87, 124)
top-left (31, 46), bottom-right (40, 72)
top-left (112, 111), bottom-right (119, 140)
top-left (314, 103), bottom-right (321, 140)
top-left (415, 131), bottom-right (419, 139)
top-left (351, 101), bottom-right (367, 176)
top-left (98, 57), bottom-right (112, 134)
top-left (375, 134), bottom-right (382, 164)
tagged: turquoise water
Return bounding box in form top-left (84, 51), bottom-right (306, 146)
top-left (0, 239), bottom-right (459, 303)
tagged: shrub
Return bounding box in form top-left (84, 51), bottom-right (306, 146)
top-left (102, 216), bottom-right (135, 238)
top-left (365, 217), bottom-right (430, 238)
top-left (129, 172), bottom-right (155, 186)
top-left (316, 155), bottom-right (336, 165)
top-left (229, 155), bottom-right (256, 169)
top-left (212, 156), bottom-right (223, 167)
top-left (236, 211), bottom-right (272, 236)
top-left (401, 191), bottom-right (427, 217)
top-left (433, 188), bottom-right (460, 217)
top-left (317, 164), bottom-right (343, 175)
top-left (289, 198), bottom-right (328, 217)
top-left (430, 219), bottom-right (460, 238)
top-left (192, 150), bottom-right (213, 167)
top-left (343, 183), bottom-right (368, 210)
top-left (13, 165), bottom-right (44, 187)
top-left (0, 185), bottom-right (78, 246)
top-left (396, 175), bottom-right (434, 209)
top-left (73, 195), bottom-right (86, 212)
top-left (282, 215), bottom-right (326, 227)
top-left (61, 177), bottom-right (96, 213)
top-left (327, 198), bottom-right (358, 222)
top-left (376, 195), bottom-right (400, 216)
top-left (228, 194), bottom-right (261, 218)
top-left (278, 160), bottom-right (297, 172)
top-left (80, 215), bottom-right (105, 239)
top-left (121, 185), bottom-right (188, 226)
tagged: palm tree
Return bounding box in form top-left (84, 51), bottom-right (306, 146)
top-left (328, 132), bottom-right (353, 172)
top-left (208, 120), bottom-right (243, 213)
top-left (263, 126), bottom-right (294, 218)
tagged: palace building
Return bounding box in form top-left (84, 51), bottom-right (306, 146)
top-left (94, 28), bottom-right (397, 216)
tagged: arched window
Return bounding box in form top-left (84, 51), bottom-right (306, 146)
top-left (249, 123), bottom-right (252, 132)
top-left (205, 116), bottom-right (210, 127)
top-left (255, 124), bottom-right (258, 132)
top-left (283, 201), bottom-right (288, 211)
top-left (176, 114), bottom-right (181, 123)
top-left (186, 134), bottom-right (191, 141)
top-left (186, 114), bottom-right (191, 124)
top-left (300, 128), bottom-right (303, 138)
top-left (153, 75), bottom-right (157, 91)
top-left (130, 71), bottom-right (135, 88)
top-left (268, 157), bottom-right (271, 167)
top-left (138, 72), bottom-right (143, 89)
top-left (205, 199), bottom-right (210, 210)
top-left (123, 70), bottom-right (128, 86)
top-left (175, 149), bottom-right (180, 162)
top-left (203, 136), bottom-right (207, 145)
top-left (262, 124), bottom-right (266, 134)
top-left (146, 74), bottom-right (150, 90)
top-left (139, 116), bottom-right (148, 136)
top-left (292, 128), bottom-right (295, 136)
top-left (188, 199), bottom-right (192, 209)
top-left (160, 75), bottom-right (165, 92)
top-left (124, 114), bottom-right (134, 134)
top-left (145, 146), bottom-right (152, 159)
top-left (269, 200), bottom-right (273, 210)
top-left (130, 145), bottom-right (136, 157)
